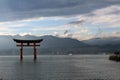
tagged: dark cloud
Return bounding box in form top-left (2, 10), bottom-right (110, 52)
top-left (63, 30), bottom-right (73, 37)
top-left (64, 30), bottom-right (69, 35)
top-left (0, 0), bottom-right (119, 21)
top-left (67, 20), bottom-right (85, 25)
top-left (115, 31), bottom-right (120, 34)
top-left (67, 34), bottom-right (73, 37)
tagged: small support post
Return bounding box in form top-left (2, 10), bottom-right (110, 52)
top-left (20, 43), bottom-right (23, 61)
top-left (34, 43), bottom-right (37, 60)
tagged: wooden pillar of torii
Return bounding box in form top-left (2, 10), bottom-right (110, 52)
top-left (13, 39), bottom-right (43, 61)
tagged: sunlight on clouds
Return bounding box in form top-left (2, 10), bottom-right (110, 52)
top-left (20, 17), bottom-right (45, 22)
top-left (12, 24), bottom-right (26, 27)
top-left (53, 26), bottom-right (91, 40)
top-left (72, 32), bottom-right (94, 40)
top-left (32, 26), bottom-right (70, 31)
top-left (19, 16), bottom-right (73, 22)
top-left (77, 5), bottom-right (120, 28)
top-left (78, 27), bottom-right (88, 33)
top-left (91, 31), bottom-right (120, 38)
top-left (0, 21), bottom-right (26, 28)
top-left (93, 5), bottom-right (120, 15)
top-left (0, 32), bottom-right (15, 36)
top-left (0, 27), bottom-right (9, 31)
top-left (0, 27), bottom-right (15, 35)
top-left (91, 15), bottom-right (113, 24)
top-left (92, 6), bottom-right (120, 27)
top-left (19, 32), bottom-right (32, 36)
top-left (112, 31), bottom-right (120, 37)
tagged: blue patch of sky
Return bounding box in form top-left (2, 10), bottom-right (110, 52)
top-left (12, 27), bottom-right (33, 33)
top-left (12, 18), bottom-right (78, 35)
top-left (25, 18), bottom-right (77, 27)
top-left (103, 27), bottom-right (120, 33)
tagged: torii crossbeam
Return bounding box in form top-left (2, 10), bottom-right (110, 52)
top-left (13, 39), bottom-right (43, 60)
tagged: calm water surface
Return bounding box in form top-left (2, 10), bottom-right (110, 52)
top-left (0, 55), bottom-right (120, 80)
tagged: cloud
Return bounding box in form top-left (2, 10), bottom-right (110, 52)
top-left (0, 0), bottom-right (119, 40)
top-left (114, 31), bottom-right (120, 35)
top-left (0, 21), bottom-right (27, 32)
top-left (77, 5), bottom-right (120, 28)
top-left (0, 32), bottom-right (14, 36)
top-left (80, 28), bottom-right (88, 33)
top-left (63, 30), bottom-right (73, 37)
top-left (112, 31), bottom-right (120, 37)
top-left (32, 26), bottom-right (70, 31)
top-left (70, 30), bottom-right (93, 40)
top-left (65, 20), bottom-right (86, 29)
top-left (0, 0), bottom-right (119, 22)
top-left (64, 30), bottom-right (70, 35)
top-left (0, 27), bottom-right (15, 35)
top-left (19, 32), bottom-right (32, 36)
top-left (89, 31), bottom-right (120, 38)
top-left (54, 26), bottom-right (91, 40)
top-left (91, 5), bottom-right (120, 25)
top-left (67, 20), bottom-right (85, 25)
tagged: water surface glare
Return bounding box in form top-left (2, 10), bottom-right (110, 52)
top-left (0, 55), bottom-right (120, 80)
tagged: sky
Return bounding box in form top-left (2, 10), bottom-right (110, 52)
top-left (0, 0), bottom-right (120, 40)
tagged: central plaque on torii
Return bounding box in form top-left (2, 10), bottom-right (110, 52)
top-left (13, 39), bottom-right (43, 61)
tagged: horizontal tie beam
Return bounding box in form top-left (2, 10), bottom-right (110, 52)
top-left (17, 44), bottom-right (40, 47)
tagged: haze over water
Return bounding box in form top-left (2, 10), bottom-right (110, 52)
top-left (0, 55), bottom-right (120, 80)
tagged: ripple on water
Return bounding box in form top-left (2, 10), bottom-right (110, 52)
top-left (0, 55), bottom-right (119, 80)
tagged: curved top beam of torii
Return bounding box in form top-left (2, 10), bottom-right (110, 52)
top-left (13, 39), bottom-right (43, 43)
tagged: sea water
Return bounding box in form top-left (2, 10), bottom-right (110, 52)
top-left (0, 55), bottom-right (120, 80)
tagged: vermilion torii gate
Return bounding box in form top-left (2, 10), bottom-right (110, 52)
top-left (13, 39), bottom-right (43, 60)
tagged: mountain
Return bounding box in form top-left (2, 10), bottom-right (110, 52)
top-left (83, 37), bottom-right (120, 46)
top-left (0, 35), bottom-right (119, 55)
top-left (0, 35), bottom-right (16, 50)
top-left (83, 37), bottom-right (120, 53)
top-left (40, 35), bottom-right (88, 48)
top-left (0, 35), bottom-right (89, 55)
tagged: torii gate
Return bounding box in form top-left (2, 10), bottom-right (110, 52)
top-left (13, 39), bottom-right (43, 60)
